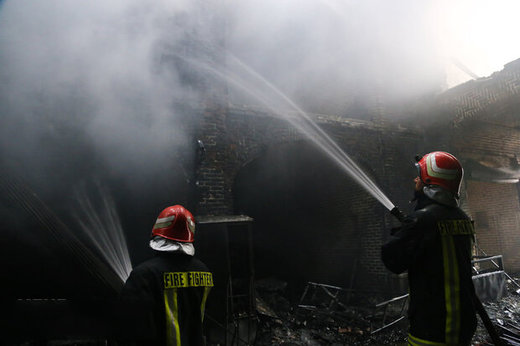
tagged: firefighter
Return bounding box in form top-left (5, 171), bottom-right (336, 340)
top-left (382, 151), bottom-right (477, 345)
top-left (121, 205), bottom-right (213, 346)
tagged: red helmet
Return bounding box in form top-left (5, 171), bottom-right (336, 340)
top-left (415, 151), bottom-right (463, 195)
top-left (151, 205), bottom-right (196, 243)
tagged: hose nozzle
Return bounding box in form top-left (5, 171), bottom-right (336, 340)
top-left (390, 206), bottom-right (407, 223)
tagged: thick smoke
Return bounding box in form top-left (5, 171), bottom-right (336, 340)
top-left (0, 0), bottom-right (519, 244)
top-left (0, 0), bottom-right (213, 268)
top-left (1, 0), bottom-right (519, 295)
top-left (222, 0), bottom-right (520, 115)
top-left (225, 0), bottom-right (445, 115)
top-left (1, 0), bottom-right (519, 189)
top-left (0, 1), bottom-right (205, 189)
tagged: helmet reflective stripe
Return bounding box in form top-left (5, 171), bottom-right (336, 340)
top-left (157, 215), bottom-right (175, 223)
top-left (152, 205), bottom-right (195, 243)
top-left (187, 216), bottom-right (195, 234)
top-left (154, 215), bottom-right (175, 229)
top-left (415, 151), bottom-right (463, 196)
top-left (426, 154), bottom-right (458, 180)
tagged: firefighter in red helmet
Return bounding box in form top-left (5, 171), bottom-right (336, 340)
top-left (121, 205), bottom-right (212, 346)
top-left (382, 152), bottom-right (478, 345)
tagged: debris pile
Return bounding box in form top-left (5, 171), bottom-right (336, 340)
top-left (252, 275), bottom-right (520, 345)
top-left (253, 279), bottom-right (407, 345)
top-left (473, 275), bottom-right (520, 345)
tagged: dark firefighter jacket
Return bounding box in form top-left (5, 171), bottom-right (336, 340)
top-left (120, 252), bottom-right (213, 346)
top-left (382, 194), bottom-right (477, 345)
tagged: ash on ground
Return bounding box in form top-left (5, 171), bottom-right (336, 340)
top-left (252, 276), bottom-right (520, 346)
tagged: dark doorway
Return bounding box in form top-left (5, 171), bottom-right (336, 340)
top-left (233, 141), bottom-right (373, 300)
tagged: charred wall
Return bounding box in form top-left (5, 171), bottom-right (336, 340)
top-left (420, 58), bottom-right (520, 273)
top-left (452, 120), bottom-right (520, 273)
top-left (194, 104), bottom-right (422, 293)
top-left (194, 58), bottom-right (520, 295)
top-left (465, 181), bottom-right (520, 270)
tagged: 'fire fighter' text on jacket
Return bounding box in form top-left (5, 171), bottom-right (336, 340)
top-left (121, 253), bottom-right (213, 346)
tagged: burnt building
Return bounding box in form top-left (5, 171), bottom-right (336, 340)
top-left (421, 58), bottom-right (520, 273)
top-left (191, 57), bottom-right (520, 296)
top-left (1, 2), bottom-right (520, 343)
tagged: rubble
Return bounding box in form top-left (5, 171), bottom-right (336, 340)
top-left (472, 276), bottom-right (520, 345)
top-left (251, 275), bottom-right (520, 345)
top-left (253, 280), bottom-right (408, 345)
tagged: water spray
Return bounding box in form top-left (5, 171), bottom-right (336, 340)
top-left (75, 183), bottom-right (133, 282)
top-left (180, 49), bottom-right (400, 214)
top-left (0, 169), bottom-right (125, 293)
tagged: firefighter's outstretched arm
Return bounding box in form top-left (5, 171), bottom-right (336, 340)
top-left (381, 211), bottom-right (422, 274)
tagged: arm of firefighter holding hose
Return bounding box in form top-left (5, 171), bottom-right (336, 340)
top-left (381, 206), bottom-right (426, 274)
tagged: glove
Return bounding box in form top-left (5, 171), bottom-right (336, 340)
top-left (390, 226), bottom-right (402, 236)
top-left (390, 206), bottom-right (407, 223)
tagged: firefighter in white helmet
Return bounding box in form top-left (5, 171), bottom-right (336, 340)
top-left (121, 205), bottom-right (212, 346)
top-left (382, 152), bottom-right (478, 345)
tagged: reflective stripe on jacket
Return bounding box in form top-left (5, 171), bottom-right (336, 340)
top-left (121, 253), bottom-right (212, 346)
top-left (382, 195), bottom-right (477, 344)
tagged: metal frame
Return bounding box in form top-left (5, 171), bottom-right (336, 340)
top-left (297, 281), bottom-right (353, 312)
top-left (370, 293), bottom-right (409, 334)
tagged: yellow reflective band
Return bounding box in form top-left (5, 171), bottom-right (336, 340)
top-left (164, 288), bottom-right (181, 346)
top-left (441, 236), bottom-right (461, 344)
top-left (437, 220), bottom-right (475, 236)
top-left (408, 333), bottom-right (448, 345)
top-left (173, 289), bottom-right (181, 346)
top-left (200, 286), bottom-right (212, 322)
top-left (164, 272), bottom-right (214, 289)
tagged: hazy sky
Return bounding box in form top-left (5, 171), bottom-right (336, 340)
top-left (431, 0), bottom-right (520, 86)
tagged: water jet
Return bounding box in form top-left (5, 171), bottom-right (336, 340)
top-left (179, 49), bottom-right (396, 211)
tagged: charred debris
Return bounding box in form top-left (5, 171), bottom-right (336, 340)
top-left (248, 275), bottom-right (520, 346)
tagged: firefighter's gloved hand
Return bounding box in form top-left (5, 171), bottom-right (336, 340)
top-left (390, 206), bottom-right (407, 223)
top-left (390, 226), bottom-right (402, 236)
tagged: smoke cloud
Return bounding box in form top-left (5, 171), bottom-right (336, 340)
top-left (1, 0), bottom-right (519, 288)
top-left (0, 0), bottom-right (518, 208)
top-left (0, 0), bottom-right (204, 188)
top-left (224, 0), bottom-right (445, 115)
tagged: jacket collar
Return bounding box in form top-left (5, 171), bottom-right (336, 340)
top-left (412, 185), bottom-right (458, 210)
top-left (423, 185), bottom-right (458, 207)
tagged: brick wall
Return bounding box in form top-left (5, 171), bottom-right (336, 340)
top-left (437, 60), bottom-right (520, 274)
top-left (438, 58), bottom-right (520, 126)
top-left (465, 180), bottom-right (520, 272)
top-left (195, 103), bottom-right (422, 290)
top-left (194, 58), bottom-right (520, 291)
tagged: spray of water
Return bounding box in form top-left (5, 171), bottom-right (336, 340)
top-left (180, 50), bottom-right (395, 211)
top-left (227, 53), bottom-right (395, 210)
top-left (74, 183), bottom-right (133, 282)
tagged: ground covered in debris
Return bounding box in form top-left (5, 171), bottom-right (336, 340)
top-left (473, 282), bottom-right (520, 346)
top-left (253, 276), bottom-right (520, 345)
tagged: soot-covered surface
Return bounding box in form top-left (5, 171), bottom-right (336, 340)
top-left (233, 141), bottom-right (382, 299)
top-left (251, 276), bottom-right (520, 346)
